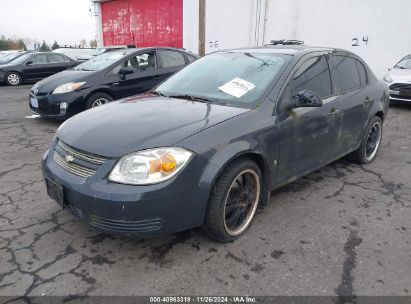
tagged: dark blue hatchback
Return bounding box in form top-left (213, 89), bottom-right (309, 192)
top-left (43, 45), bottom-right (389, 242)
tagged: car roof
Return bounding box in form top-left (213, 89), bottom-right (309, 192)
top-left (109, 47), bottom-right (198, 56)
top-left (221, 45), bottom-right (354, 57)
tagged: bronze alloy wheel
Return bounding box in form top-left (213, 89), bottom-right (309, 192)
top-left (223, 169), bottom-right (260, 236)
top-left (365, 121), bottom-right (382, 161)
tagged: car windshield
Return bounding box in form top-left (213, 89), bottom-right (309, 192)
top-left (4, 53), bottom-right (32, 64)
top-left (395, 55), bottom-right (411, 69)
top-left (73, 51), bottom-right (126, 71)
top-left (155, 52), bottom-right (291, 107)
top-left (0, 52), bottom-right (25, 64)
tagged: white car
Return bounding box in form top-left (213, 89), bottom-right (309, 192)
top-left (384, 54), bottom-right (411, 103)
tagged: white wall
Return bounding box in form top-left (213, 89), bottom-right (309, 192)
top-left (183, 0), bottom-right (199, 54)
top-left (263, 0), bottom-right (411, 78)
top-left (203, 0), bottom-right (262, 53)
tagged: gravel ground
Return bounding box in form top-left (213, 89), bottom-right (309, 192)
top-left (0, 84), bottom-right (410, 298)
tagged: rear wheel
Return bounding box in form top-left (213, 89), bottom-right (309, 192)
top-left (86, 92), bottom-right (113, 109)
top-left (202, 159), bottom-right (262, 242)
top-left (350, 116), bottom-right (383, 164)
top-left (5, 72), bottom-right (21, 86)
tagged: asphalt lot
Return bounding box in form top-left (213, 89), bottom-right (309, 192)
top-left (0, 84), bottom-right (410, 298)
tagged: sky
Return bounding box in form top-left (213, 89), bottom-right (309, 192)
top-left (0, 0), bottom-right (96, 48)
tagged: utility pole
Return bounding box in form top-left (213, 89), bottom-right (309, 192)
top-left (199, 0), bottom-right (206, 56)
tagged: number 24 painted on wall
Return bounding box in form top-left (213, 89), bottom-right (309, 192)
top-left (352, 36), bottom-right (369, 47)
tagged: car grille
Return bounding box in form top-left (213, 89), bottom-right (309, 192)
top-left (89, 215), bottom-right (164, 233)
top-left (53, 140), bottom-right (107, 178)
top-left (389, 83), bottom-right (411, 90)
top-left (66, 202), bottom-right (164, 234)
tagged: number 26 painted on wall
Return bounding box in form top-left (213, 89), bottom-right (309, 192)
top-left (352, 36), bottom-right (369, 47)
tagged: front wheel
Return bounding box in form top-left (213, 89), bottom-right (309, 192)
top-left (86, 92), bottom-right (113, 109)
top-left (201, 159), bottom-right (262, 242)
top-left (350, 116), bottom-right (383, 164)
top-left (5, 72), bottom-right (22, 86)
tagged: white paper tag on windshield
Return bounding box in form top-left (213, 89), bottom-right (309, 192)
top-left (218, 77), bottom-right (256, 98)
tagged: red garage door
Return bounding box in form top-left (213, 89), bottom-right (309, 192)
top-left (101, 0), bottom-right (183, 48)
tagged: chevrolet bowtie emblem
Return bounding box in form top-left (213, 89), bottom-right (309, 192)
top-left (65, 155), bottom-right (75, 163)
top-left (33, 89), bottom-right (38, 95)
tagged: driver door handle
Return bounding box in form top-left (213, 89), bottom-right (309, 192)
top-left (364, 97), bottom-right (374, 104)
top-left (111, 82), bottom-right (120, 86)
top-left (327, 109), bottom-right (340, 117)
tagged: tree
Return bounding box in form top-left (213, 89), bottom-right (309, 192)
top-left (39, 40), bottom-right (50, 51)
top-left (51, 40), bottom-right (59, 50)
top-left (0, 35), bottom-right (7, 50)
top-left (17, 39), bottom-right (27, 51)
top-left (89, 39), bottom-right (97, 48)
top-left (79, 38), bottom-right (87, 47)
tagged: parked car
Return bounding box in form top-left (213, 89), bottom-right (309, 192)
top-left (384, 53), bottom-right (411, 103)
top-left (0, 52), bottom-right (79, 86)
top-left (29, 47), bottom-right (198, 118)
top-left (42, 45), bottom-right (388, 242)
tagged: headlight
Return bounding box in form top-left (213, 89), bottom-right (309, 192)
top-left (383, 74), bottom-right (392, 83)
top-left (108, 147), bottom-right (193, 185)
top-left (52, 82), bottom-right (86, 94)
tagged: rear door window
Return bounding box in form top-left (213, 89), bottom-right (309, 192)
top-left (159, 50), bottom-right (186, 68)
top-left (30, 54), bottom-right (48, 64)
top-left (289, 55), bottom-right (332, 98)
top-left (331, 55), bottom-right (362, 92)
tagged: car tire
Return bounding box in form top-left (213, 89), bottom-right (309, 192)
top-left (5, 72), bottom-right (22, 86)
top-left (350, 116), bottom-right (383, 164)
top-left (86, 92), bottom-right (113, 109)
top-left (201, 158), bottom-right (262, 243)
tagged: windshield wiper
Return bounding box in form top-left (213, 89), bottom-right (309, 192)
top-left (150, 90), bottom-right (164, 96)
top-left (166, 94), bottom-right (214, 103)
top-left (75, 68), bottom-right (94, 71)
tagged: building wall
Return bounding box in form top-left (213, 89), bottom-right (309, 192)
top-left (203, 0), bottom-right (263, 54)
top-left (263, 0), bottom-right (411, 78)
top-left (182, 0), bottom-right (199, 54)
top-left (95, 0), bottom-right (411, 77)
top-left (100, 0), bottom-right (183, 48)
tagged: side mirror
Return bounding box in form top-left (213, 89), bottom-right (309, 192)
top-left (26, 60), bottom-right (33, 66)
top-left (118, 67), bottom-right (134, 80)
top-left (292, 90), bottom-right (323, 108)
top-left (119, 67), bottom-right (134, 75)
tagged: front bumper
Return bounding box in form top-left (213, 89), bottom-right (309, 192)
top-left (41, 140), bottom-right (211, 237)
top-left (29, 90), bottom-right (87, 118)
top-left (389, 82), bottom-right (411, 103)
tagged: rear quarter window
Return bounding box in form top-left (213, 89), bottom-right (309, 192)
top-left (159, 50), bottom-right (186, 68)
top-left (355, 60), bottom-right (368, 86)
top-left (185, 54), bottom-right (197, 64)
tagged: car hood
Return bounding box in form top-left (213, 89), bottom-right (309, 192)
top-left (57, 95), bottom-right (250, 158)
top-left (388, 68), bottom-right (411, 82)
top-left (0, 62), bottom-right (17, 68)
top-left (33, 70), bottom-right (94, 93)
